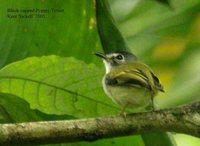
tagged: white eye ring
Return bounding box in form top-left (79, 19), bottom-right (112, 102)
top-left (116, 54), bottom-right (123, 60)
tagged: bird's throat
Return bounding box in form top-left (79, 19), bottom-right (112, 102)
top-left (103, 60), bottom-right (112, 74)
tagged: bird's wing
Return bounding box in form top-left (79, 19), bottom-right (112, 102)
top-left (150, 72), bottom-right (164, 92)
top-left (106, 62), bottom-right (164, 92)
top-left (106, 67), bottom-right (153, 90)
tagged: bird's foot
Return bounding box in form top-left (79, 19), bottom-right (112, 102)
top-left (120, 111), bottom-right (127, 120)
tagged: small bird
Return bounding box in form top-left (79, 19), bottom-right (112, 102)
top-left (94, 51), bottom-right (164, 116)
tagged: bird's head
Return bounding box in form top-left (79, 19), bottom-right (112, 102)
top-left (94, 51), bottom-right (138, 73)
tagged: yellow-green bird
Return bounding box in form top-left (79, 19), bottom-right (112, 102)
top-left (94, 51), bottom-right (164, 115)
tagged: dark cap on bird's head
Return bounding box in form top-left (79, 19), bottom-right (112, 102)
top-left (94, 51), bottom-right (138, 64)
top-left (112, 50), bottom-right (138, 61)
top-left (94, 51), bottom-right (138, 73)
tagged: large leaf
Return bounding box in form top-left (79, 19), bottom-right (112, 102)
top-left (96, 0), bottom-right (128, 53)
top-left (79, 135), bottom-right (144, 146)
top-left (0, 56), bottom-right (146, 146)
top-left (0, 56), bottom-right (119, 117)
top-left (0, 93), bottom-right (73, 124)
top-left (0, 93), bottom-right (43, 123)
top-left (142, 132), bottom-right (177, 146)
top-left (0, 0), bottom-right (102, 68)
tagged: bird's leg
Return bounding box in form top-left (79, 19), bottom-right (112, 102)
top-left (120, 103), bottom-right (129, 119)
top-left (145, 96), bottom-right (156, 111)
top-left (149, 96), bottom-right (156, 111)
top-left (150, 96), bottom-right (155, 111)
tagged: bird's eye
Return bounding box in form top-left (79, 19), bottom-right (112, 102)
top-left (116, 55), bottom-right (123, 60)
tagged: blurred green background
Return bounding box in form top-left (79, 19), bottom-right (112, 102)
top-left (111, 0), bottom-right (200, 106)
top-left (0, 0), bottom-right (200, 145)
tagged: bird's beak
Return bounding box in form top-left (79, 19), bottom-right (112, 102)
top-left (93, 52), bottom-right (108, 60)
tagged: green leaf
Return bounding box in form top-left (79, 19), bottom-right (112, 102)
top-left (0, 93), bottom-right (42, 123)
top-left (78, 135), bottom-right (144, 146)
top-left (46, 135), bottom-right (144, 146)
top-left (0, 0), bottom-right (102, 68)
top-left (0, 92), bottom-right (75, 124)
top-left (142, 132), bottom-right (177, 146)
top-left (0, 56), bottom-right (119, 117)
top-left (96, 0), bottom-right (128, 53)
top-left (0, 92), bottom-right (72, 124)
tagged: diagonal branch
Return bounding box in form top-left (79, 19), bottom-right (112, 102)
top-left (0, 102), bottom-right (200, 145)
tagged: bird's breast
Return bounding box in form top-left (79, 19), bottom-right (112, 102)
top-left (102, 75), bottom-right (153, 109)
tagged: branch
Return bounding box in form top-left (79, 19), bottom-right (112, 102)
top-left (0, 102), bottom-right (200, 145)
